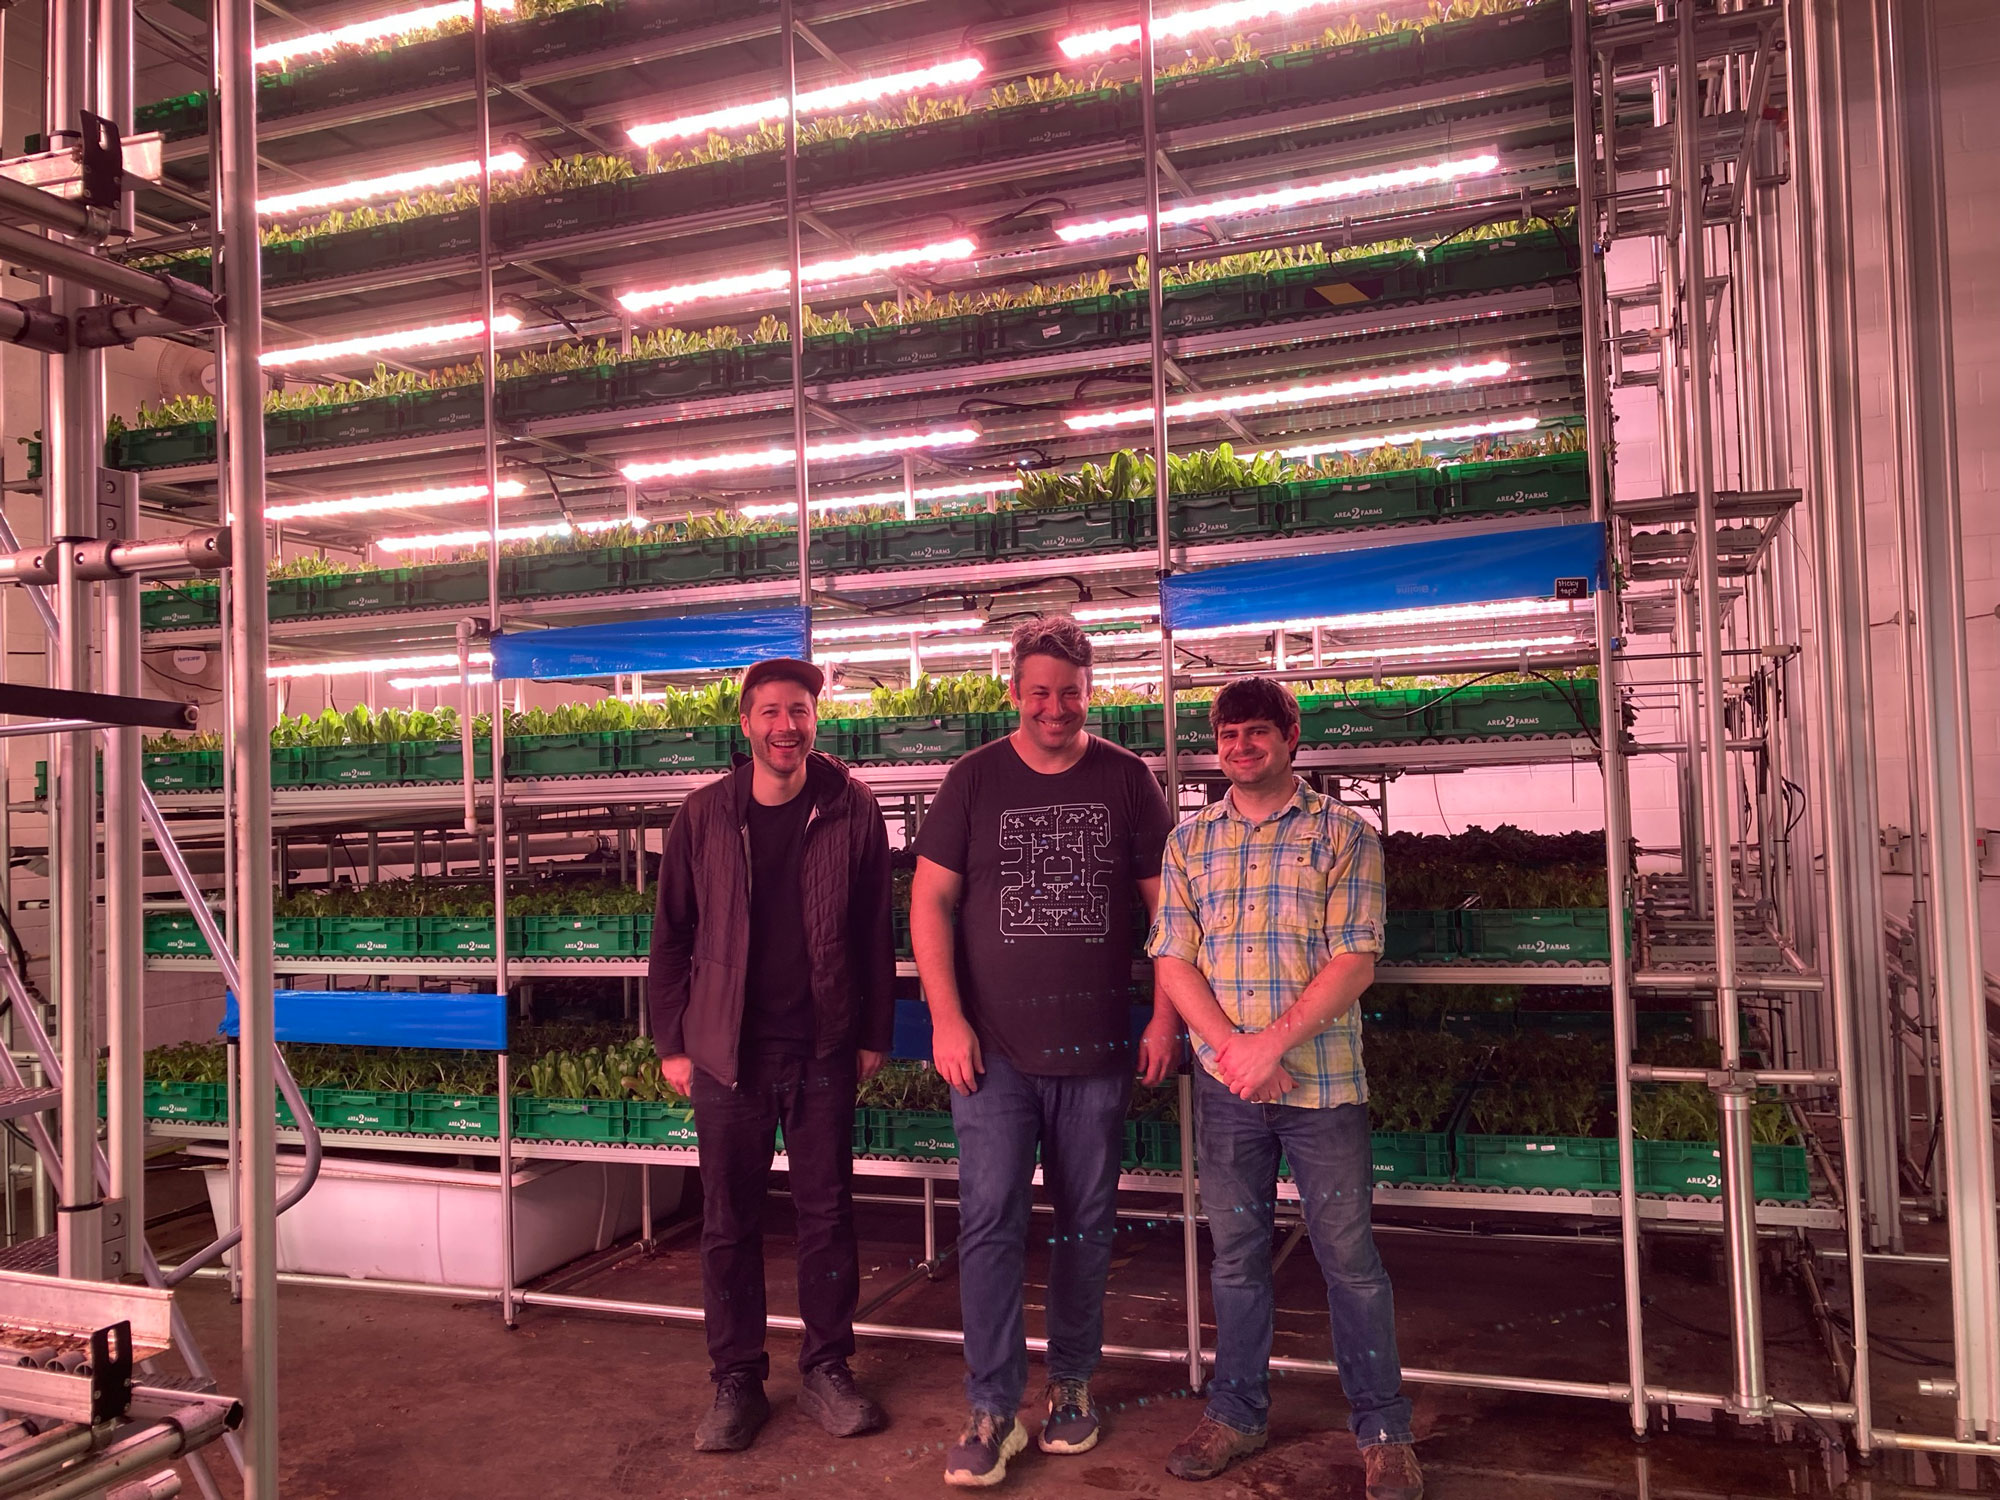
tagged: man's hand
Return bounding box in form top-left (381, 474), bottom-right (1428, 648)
top-left (659, 1053), bottom-right (694, 1098)
top-left (858, 1049), bottom-right (887, 1084)
top-left (1136, 1014), bottom-right (1181, 1085)
top-left (1214, 1029), bottom-right (1294, 1101)
top-left (931, 1011), bottom-right (984, 1096)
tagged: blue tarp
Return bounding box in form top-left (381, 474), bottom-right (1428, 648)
top-left (221, 990), bottom-right (509, 1052)
top-left (1162, 522), bottom-right (1607, 631)
top-left (489, 608), bottom-right (811, 681)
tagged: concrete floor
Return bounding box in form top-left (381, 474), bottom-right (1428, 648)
top-left (143, 1165), bottom-right (1996, 1500)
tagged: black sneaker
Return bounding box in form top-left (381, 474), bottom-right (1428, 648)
top-left (798, 1361), bottom-right (885, 1437)
top-left (943, 1408), bottom-right (1028, 1487)
top-left (694, 1372), bottom-right (770, 1452)
top-left (1038, 1377), bottom-right (1100, 1454)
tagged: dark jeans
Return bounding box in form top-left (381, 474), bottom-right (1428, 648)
top-left (1193, 1065), bottom-right (1413, 1448)
top-left (950, 1051), bottom-right (1132, 1417)
top-left (691, 1049), bottom-right (859, 1383)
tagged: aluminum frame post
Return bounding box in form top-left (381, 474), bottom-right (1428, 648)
top-left (784, 0), bottom-right (811, 614)
top-left (1675, 0), bottom-right (1764, 1417)
top-left (1797, 0), bottom-right (1898, 1253)
top-left (1872, 0), bottom-right (2000, 1439)
top-left (46, 0), bottom-right (104, 1286)
top-left (1571, 1), bottom-right (1648, 1439)
top-left (215, 0), bottom-right (278, 1475)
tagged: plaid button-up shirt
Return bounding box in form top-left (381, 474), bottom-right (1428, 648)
top-left (1145, 777), bottom-right (1385, 1109)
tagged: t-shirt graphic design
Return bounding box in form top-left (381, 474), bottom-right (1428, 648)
top-left (998, 803), bottom-right (1111, 938)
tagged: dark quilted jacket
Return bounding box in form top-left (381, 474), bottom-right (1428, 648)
top-left (646, 751), bottom-right (894, 1087)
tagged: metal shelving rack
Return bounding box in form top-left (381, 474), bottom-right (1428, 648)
top-left (16, 0), bottom-right (1994, 1485)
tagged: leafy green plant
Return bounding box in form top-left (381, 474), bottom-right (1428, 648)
top-left (866, 672), bottom-right (1012, 717)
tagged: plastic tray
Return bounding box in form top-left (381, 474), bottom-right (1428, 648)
top-left (514, 1097), bottom-right (625, 1143)
top-left (516, 914), bottom-right (651, 958)
top-left (862, 1109), bottom-right (958, 1162)
top-left (410, 1093), bottom-right (503, 1138)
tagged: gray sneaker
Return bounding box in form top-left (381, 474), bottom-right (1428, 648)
top-left (798, 1361), bottom-right (885, 1437)
top-left (693, 1372), bottom-right (770, 1452)
top-left (1038, 1377), bottom-right (1100, 1454)
top-left (944, 1408), bottom-right (1028, 1487)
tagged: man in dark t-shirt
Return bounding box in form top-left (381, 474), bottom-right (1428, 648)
top-left (912, 614), bottom-right (1177, 1487)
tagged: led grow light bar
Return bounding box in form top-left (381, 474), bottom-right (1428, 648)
top-left (812, 616), bottom-right (990, 642)
top-left (621, 426), bottom-right (981, 482)
top-left (1059, 0), bottom-right (1361, 60)
top-left (257, 153), bottom-right (527, 218)
top-left (1065, 360), bottom-right (1510, 432)
top-left (269, 650), bottom-right (492, 681)
top-left (265, 480), bottom-right (527, 524)
top-left (617, 237), bottom-right (977, 315)
top-left (260, 314), bottom-right (522, 370)
top-left (389, 672), bottom-right (494, 690)
top-left (1071, 602), bottom-right (1161, 623)
top-left (740, 477), bottom-right (1021, 519)
top-left (1314, 633), bottom-right (1586, 662)
top-left (627, 57), bottom-right (985, 147)
top-left (1054, 152), bottom-right (1501, 242)
top-left (255, 0), bottom-right (516, 68)
top-left (1268, 414), bottom-right (1544, 461)
top-left (375, 517), bottom-right (643, 553)
top-left (1172, 598), bottom-right (1590, 639)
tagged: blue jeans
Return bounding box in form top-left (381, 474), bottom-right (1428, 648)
top-left (1193, 1065), bottom-right (1413, 1448)
top-left (951, 1051), bottom-right (1132, 1417)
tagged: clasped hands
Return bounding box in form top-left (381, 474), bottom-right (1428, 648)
top-left (1213, 1028), bottom-right (1296, 1102)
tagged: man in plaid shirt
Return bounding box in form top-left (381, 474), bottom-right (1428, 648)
top-left (1147, 678), bottom-right (1421, 1500)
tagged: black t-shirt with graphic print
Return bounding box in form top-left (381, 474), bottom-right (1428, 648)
top-left (913, 735), bottom-right (1172, 1077)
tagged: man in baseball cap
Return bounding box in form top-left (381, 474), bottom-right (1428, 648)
top-left (648, 654), bottom-right (894, 1451)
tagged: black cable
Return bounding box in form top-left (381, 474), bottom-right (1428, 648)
top-left (1641, 1298), bottom-right (1813, 1347)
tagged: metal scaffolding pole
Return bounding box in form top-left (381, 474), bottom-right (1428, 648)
top-left (1570, 4), bottom-right (1647, 1439)
top-left (216, 0), bottom-right (279, 1475)
top-left (1674, 0), bottom-right (1763, 1417)
top-left (1797, 0), bottom-right (1899, 1253)
top-left (46, 0), bottom-right (104, 1285)
top-left (1871, 0), bottom-right (2000, 1440)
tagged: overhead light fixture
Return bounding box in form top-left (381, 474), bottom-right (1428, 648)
top-left (1269, 414), bottom-right (1544, 461)
top-left (627, 57), bottom-right (985, 147)
top-left (1058, 0), bottom-right (1358, 59)
top-left (265, 479), bottom-right (527, 524)
top-left (814, 635), bottom-right (1011, 664)
top-left (259, 314), bottom-right (522, 370)
top-left (1175, 599), bottom-right (1588, 640)
top-left (255, 0), bottom-right (517, 68)
top-left (621, 425), bottom-right (981, 482)
top-left (739, 476), bottom-right (1020, 519)
top-left (812, 615), bottom-right (990, 642)
top-left (257, 153), bottom-right (527, 218)
top-left (1314, 633), bottom-right (1586, 662)
top-left (375, 517), bottom-right (644, 553)
top-left (1071, 602), bottom-right (1161, 623)
top-left (1054, 152), bottom-right (1501, 243)
top-left (389, 672), bottom-right (494, 690)
top-left (617, 237), bottom-right (977, 315)
top-left (268, 650), bottom-right (492, 681)
top-left (1064, 359), bottom-right (1511, 432)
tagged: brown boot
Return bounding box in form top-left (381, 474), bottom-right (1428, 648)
top-left (1362, 1442), bottom-right (1424, 1500)
top-left (1165, 1416), bottom-right (1267, 1481)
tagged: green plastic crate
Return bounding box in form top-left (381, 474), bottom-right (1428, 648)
top-left (318, 916), bottom-right (422, 957)
top-left (999, 502), bottom-right (1135, 557)
top-left (270, 747), bottom-right (316, 788)
top-left (418, 917), bottom-right (499, 958)
top-left (306, 1089), bottom-right (413, 1134)
top-left (1369, 1130), bottom-right (1453, 1185)
top-left (407, 560), bottom-right (493, 611)
top-left (1295, 691), bottom-right (1434, 747)
top-left (850, 316), bottom-right (980, 373)
top-left (1442, 451), bottom-right (1590, 515)
top-left (620, 725), bottom-right (738, 772)
top-left (515, 1097), bottom-right (624, 1142)
top-left (142, 584), bottom-right (220, 631)
top-left (1459, 908), bottom-right (1613, 965)
top-left (310, 569), bottom-right (412, 617)
top-left (517, 914), bottom-right (650, 958)
top-left (984, 294), bottom-right (1121, 356)
top-left (1634, 1140), bottom-right (1811, 1202)
top-left (145, 1080), bottom-right (225, 1122)
top-left (505, 732), bottom-right (619, 777)
top-left (1432, 683), bottom-right (1599, 740)
top-left (624, 1101), bottom-right (699, 1147)
top-left (271, 917), bottom-right (320, 956)
top-left (1453, 1133), bottom-right (1616, 1192)
top-left (1289, 472), bottom-right (1439, 533)
top-left (1383, 910), bottom-right (1457, 962)
top-left (305, 744), bottom-right (403, 785)
top-left (849, 715), bottom-right (981, 764)
top-left (399, 740), bottom-right (492, 782)
top-left (267, 577), bottom-right (322, 621)
top-left (143, 749), bottom-right (221, 791)
top-left (505, 548), bottom-right (627, 601)
top-left (864, 1108), bottom-right (957, 1162)
top-left (143, 910), bottom-right (214, 956)
top-left (870, 514), bottom-right (991, 569)
top-left (622, 537), bottom-right (739, 590)
top-left (892, 904), bottom-right (912, 959)
top-left (108, 422), bottom-right (216, 471)
top-left (1113, 703), bottom-right (1219, 756)
top-left (1168, 487), bottom-right (1289, 545)
top-left (411, 1093), bottom-right (502, 1138)
top-left (1123, 1118), bottom-right (1183, 1174)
